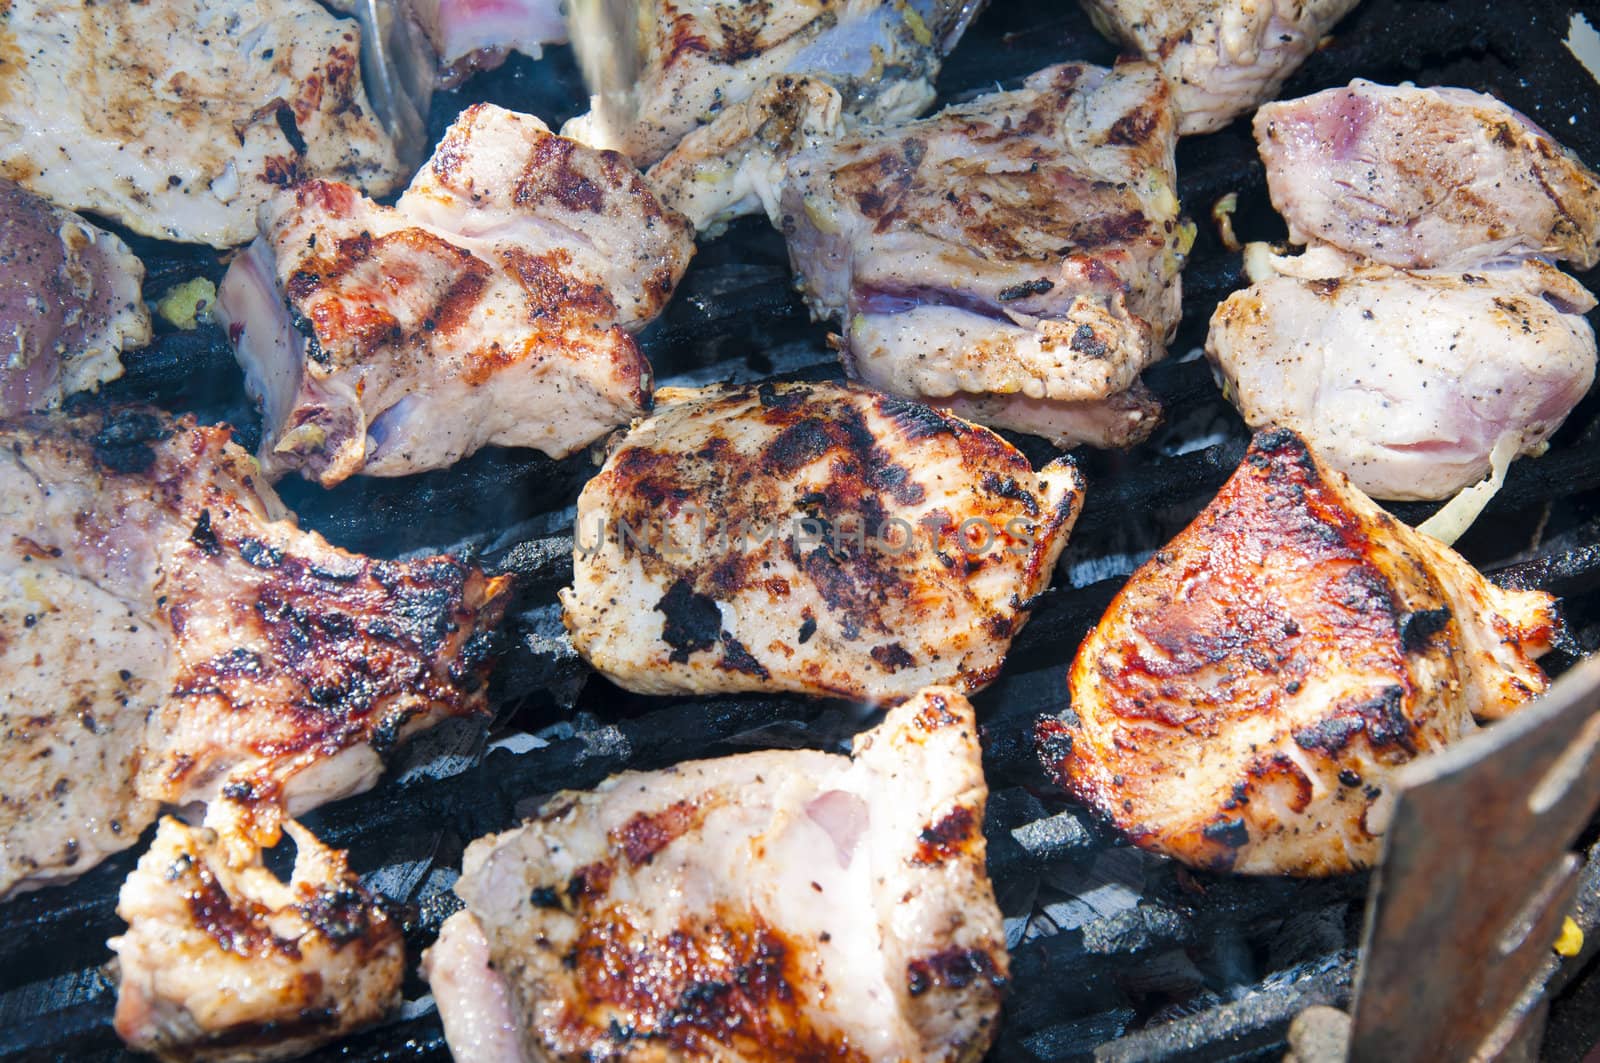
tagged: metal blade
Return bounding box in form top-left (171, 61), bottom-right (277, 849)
top-left (1348, 653), bottom-right (1600, 1061)
top-left (565, 0), bottom-right (643, 136)
top-left (346, 0), bottom-right (438, 168)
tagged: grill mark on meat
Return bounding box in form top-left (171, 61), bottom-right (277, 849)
top-left (562, 903), bottom-right (865, 1060)
top-left (871, 642), bottom-right (917, 672)
top-left (501, 246), bottom-right (615, 320)
top-left (906, 947), bottom-right (1006, 997)
top-left (913, 805), bottom-right (976, 864)
top-left (612, 799), bottom-right (709, 866)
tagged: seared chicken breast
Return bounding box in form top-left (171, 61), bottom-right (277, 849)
top-left (0, 409), bottom-right (509, 894)
top-left (1256, 80), bottom-right (1600, 269)
top-left (1080, 0), bottom-right (1360, 135)
top-left (560, 382), bottom-right (1084, 701)
top-left (563, 0), bottom-right (979, 166)
top-left (1041, 429), bottom-right (1557, 875)
top-left (651, 63), bottom-right (1190, 449)
top-left (1208, 247), bottom-right (1598, 500)
top-left (0, 179), bottom-right (150, 415)
top-left (427, 686), bottom-right (1007, 1062)
top-left (111, 817), bottom-right (404, 1062)
top-left (220, 103), bottom-right (691, 487)
top-left (0, 0), bottom-right (402, 248)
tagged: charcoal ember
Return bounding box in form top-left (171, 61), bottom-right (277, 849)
top-left (1009, 810), bottom-right (1100, 868)
top-left (1081, 903), bottom-right (1195, 956)
top-left (1267, 904), bottom-right (1353, 973)
top-left (1012, 1007), bottom-right (1137, 1063)
top-left (1005, 934), bottom-right (1128, 1037)
top-left (1116, 947), bottom-right (1208, 1001)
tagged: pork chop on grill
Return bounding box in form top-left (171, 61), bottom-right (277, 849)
top-left (1040, 429), bottom-right (1558, 875)
top-left (425, 685), bottom-right (1007, 1062)
top-left (1207, 247), bottom-right (1598, 500)
top-left (560, 381), bottom-right (1084, 701)
top-left (0, 0), bottom-right (403, 248)
top-left (220, 103), bottom-right (692, 487)
top-left (562, 0), bottom-right (982, 166)
top-left (0, 408), bottom-right (509, 895)
top-left (0, 179), bottom-right (150, 416)
top-left (649, 62), bottom-right (1191, 448)
top-left (1079, 0), bottom-right (1361, 135)
top-left (111, 817), bottom-right (404, 1062)
top-left (1255, 80), bottom-right (1600, 269)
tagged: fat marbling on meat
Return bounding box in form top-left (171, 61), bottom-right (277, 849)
top-left (220, 103), bottom-right (693, 487)
top-left (0, 0), bottom-right (403, 248)
top-left (0, 178), bottom-right (150, 415)
top-left (110, 817), bottom-right (404, 1063)
top-left (563, 0), bottom-right (982, 166)
top-left (1207, 247), bottom-right (1597, 500)
top-left (1255, 79), bottom-right (1600, 269)
top-left (1079, 0), bottom-right (1361, 135)
top-left (651, 62), bottom-right (1192, 448)
top-left (1040, 429), bottom-right (1558, 876)
top-left (0, 409), bottom-right (510, 896)
top-left (560, 382), bottom-right (1084, 701)
top-left (425, 686), bottom-right (1007, 1062)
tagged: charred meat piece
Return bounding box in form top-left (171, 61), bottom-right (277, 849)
top-left (427, 686), bottom-right (1007, 1062)
top-left (1040, 429), bottom-right (1558, 876)
top-left (562, 0), bottom-right (982, 166)
top-left (1080, 0), bottom-right (1360, 135)
top-left (110, 817), bottom-right (404, 1063)
top-left (0, 409), bottom-right (509, 895)
top-left (0, 179), bottom-right (150, 415)
top-left (560, 382), bottom-right (1084, 701)
top-left (1208, 248), bottom-right (1597, 500)
top-left (220, 103), bottom-right (691, 487)
top-left (653, 63), bottom-right (1190, 448)
top-left (1256, 80), bottom-right (1600, 269)
top-left (0, 0), bottom-right (402, 248)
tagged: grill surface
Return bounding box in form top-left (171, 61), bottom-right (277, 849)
top-left (5, 1), bottom-right (1600, 1060)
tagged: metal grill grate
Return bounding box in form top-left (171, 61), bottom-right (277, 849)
top-left (4, 1), bottom-right (1600, 1060)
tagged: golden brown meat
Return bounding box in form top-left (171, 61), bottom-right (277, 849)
top-left (429, 686), bottom-right (1007, 1062)
top-left (0, 409), bottom-right (510, 894)
top-left (220, 103), bottom-right (692, 486)
top-left (561, 382), bottom-right (1084, 701)
top-left (110, 817), bottom-right (404, 1062)
top-left (1040, 429), bottom-right (1557, 875)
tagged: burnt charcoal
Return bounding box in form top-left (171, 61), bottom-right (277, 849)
top-left (1014, 1007), bottom-right (1137, 1063)
top-left (1082, 904), bottom-right (1195, 957)
top-left (1118, 948), bottom-right (1208, 1001)
top-left (1267, 904), bottom-right (1351, 973)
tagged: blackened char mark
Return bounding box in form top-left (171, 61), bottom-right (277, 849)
top-left (719, 633), bottom-right (770, 679)
top-left (1202, 816), bottom-right (1250, 850)
top-left (1399, 608), bottom-right (1452, 652)
top-left (906, 947), bottom-right (1006, 997)
top-left (656, 579), bottom-right (722, 663)
top-left (876, 394), bottom-right (955, 441)
top-left (91, 409), bottom-right (169, 473)
top-left (913, 805), bottom-right (976, 865)
top-left (870, 642), bottom-right (917, 672)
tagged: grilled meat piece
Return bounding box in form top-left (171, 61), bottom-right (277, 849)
top-left (1080, 0), bottom-right (1360, 135)
top-left (1041, 429), bottom-right (1558, 875)
top-left (0, 409), bottom-right (509, 894)
top-left (0, 0), bottom-right (402, 248)
top-left (0, 179), bottom-right (150, 415)
top-left (1207, 247), bottom-right (1598, 500)
top-left (336, 0), bottom-right (568, 84)
top-left (1256, 80), bottom-right (1600, 269)
top-left (652, 64), bottom-right (1189, 448)
top-left (562, 0), bottom-right (981, 166)
top-left (560, 382), bottom-right (1084, 701)
top-left (220, 103), bottom-right (691, 487)
top-left (110, 817), bottom-right (404, 1063)
top-left (429, 686), bottom-right (1007, 1062)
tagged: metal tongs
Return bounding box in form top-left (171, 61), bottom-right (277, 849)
top-left (343, 0), bottom-right (439, 168)
top-left (1303, 653), bottom-right (1600, 1061)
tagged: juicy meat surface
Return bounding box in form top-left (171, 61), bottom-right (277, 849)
top-left (1080, 0), bottom-right (1360, 135)
top-left (1256, 80), bottom-right (1600, 269)
top-left (1207, 247), bottom-right (1598, 500)
top-left (110, 817), bottom-right (404, 1063)
top-left (687, 63), bottom-right (1188, 448)
top-left (0, 179), bottom-right (150, 415)
top-left (0, 0), bottom-right (402, 248)
top-left (219, 103), bottom-right (691, 486)
top-left (562, 0), bottom-right (980, 166)
top-left (0, 409), bottom-right (509, 895)
top-left (433, 686), bottom-right (1007, 1062)
top-left (1041, 429), bottom-right (1558, 875)
top-left (560, 382), bottom-right (1084, 701)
